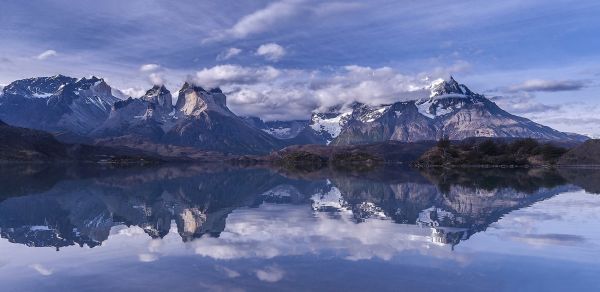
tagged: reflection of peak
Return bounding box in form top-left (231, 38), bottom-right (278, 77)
top-left (176, 208), bottom-right (207, 241)
top-left (0, 165), bottom-right (587, 251)
top-left (417, 206), bottom-right (458, 227)
top-left (310, 184), bottom-right (349, 212)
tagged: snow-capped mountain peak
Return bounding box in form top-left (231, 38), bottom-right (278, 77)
top-left (141, 85), bottom-right (173, 111)
top-left (429, 76), bottom-right (469, 97)
top-left (2, 75), bottom-right (76, 98)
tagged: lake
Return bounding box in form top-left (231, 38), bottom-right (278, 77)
top-left (0, 164), bottom-right (599, 291)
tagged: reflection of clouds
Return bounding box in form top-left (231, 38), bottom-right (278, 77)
top-left (255, 266), bottom-right (284, 283)
top-left (112, 225), bottom-right (146, 236)
top-left (29, 263), bottom-right (53, 276)
top-left (509, 211), bottom-right (563, 222)
top-left (466, 191), bottom-right (600, 263)
top-left (192, 204), bottom-right (468, 263)
top-left (215, 265), bottom-right (240, 278)
top-left (508, 233), bottom-right (586, 247)
top-left (138, 253), bottom-right (158, 262)
top-left (148, 239), bottom-right (163, 253)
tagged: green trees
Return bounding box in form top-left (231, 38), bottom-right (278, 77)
top-left (416, 137), bottom-right (568, 166)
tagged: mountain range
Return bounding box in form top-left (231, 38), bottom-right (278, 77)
top-left (0, 75), bottom-right (588, 155)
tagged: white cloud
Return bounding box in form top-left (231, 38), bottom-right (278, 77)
top-left (256, 43), bottom-right (286, 61)
top-left (29, 264), bottom-right (53, 276)
top-left (140, 64), bottom-right (161, 72)
top-left (149, 72), bottom-right (165, 85)
top-left (255, 266), bottom-right (285, 282)
top-left (507, 79), bottom-right (586, 92)
top-left (36, 50), bottom-right (57, 60)
top-left (217, 48), bottom-right (243, 61)
top-left (118, 87), bottom-right (147, 98)
top-left (193, 64), bottom-right (281, 89)
top-left (189, 64), bottom-right (445, 120)
top-left (489, 92), bottom-right (561, 114)
top-left (138, 64), bottom-right (166, 85)
top-left (207, 0), bottom-right (306, 41)
top-left (204, 1), bottom-right (369, 42)
top-left (215, 266), bottom-right (241, 278)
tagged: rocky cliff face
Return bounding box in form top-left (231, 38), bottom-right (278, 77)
top-left (92, 85), bottom-right (174, 140)
top-left (94, 82), bottom-right (284, 154)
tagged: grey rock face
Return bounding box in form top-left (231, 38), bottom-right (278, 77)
top-left (94, 82), bottom-right (284, 154)
top-left (92, 85), bottom-right (174, 140)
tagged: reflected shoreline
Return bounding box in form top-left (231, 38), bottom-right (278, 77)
top-left (0, 163), bottom-right (597, 250)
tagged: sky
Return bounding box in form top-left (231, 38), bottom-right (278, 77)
top-left (1, 0), bottom-right (600, 136)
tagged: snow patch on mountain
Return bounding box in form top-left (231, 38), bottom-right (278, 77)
top-left (415, 101), bottom-right (436, 119)
top-left (309, 111), bottom-right (352, 143)
top-left (263, 127), bottom-right (291, 138)
top-left (358, 105), bottom-right (390, 123)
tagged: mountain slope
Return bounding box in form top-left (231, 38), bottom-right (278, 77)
top-left (242, 117), bottom-right (309, 140)
top-left (297, 77), bottom-right (587, 145)
top-left (163, 84), bottom-right (284, 154)
top-left (0, 120), bottom-right (161, 162)
top-left (0, 75), bottom-right (119, 135)
top-left (558, 139), bottom-right (600, 166)
top-left (92, 85), bottom-right (173, 140)
top-left (93, 83), bottom-right (284, 154)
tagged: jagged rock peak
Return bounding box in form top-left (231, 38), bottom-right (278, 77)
top-left (64, 76), bottom-right (113, 98)
top-left (179, 82), bottom-right (223, 94)
top-left (145, 84), bottom-right (170, 95)
top-left (142, 85), bottom-right (173, 109)
top-left (175, 82), bottom-right (228, 116)
top-left (429, 76), bottom-right (473, 98)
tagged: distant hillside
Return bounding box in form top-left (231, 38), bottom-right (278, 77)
top-left (0, 120), bottom-right (161, 163)
top-left (558, 139), bottom-right (600, 166)
top-left (413, 138), bottom-right (568, 167)
top-left (257, 141), bottom-right (435, 171)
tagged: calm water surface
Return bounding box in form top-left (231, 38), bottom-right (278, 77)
top-left (0, 165), bottom-right (599, 291)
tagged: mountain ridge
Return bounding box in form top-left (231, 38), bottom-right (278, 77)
top-left (0, 75), bottom-right (588, 155)
top-left (297, 77), bottom-right (587, 145)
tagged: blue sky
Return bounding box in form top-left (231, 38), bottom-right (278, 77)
top-left (1, 0), bottom-right (600, 135)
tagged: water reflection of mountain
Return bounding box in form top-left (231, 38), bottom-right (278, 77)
top-left (0, 165), bottom-right (594, 249)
